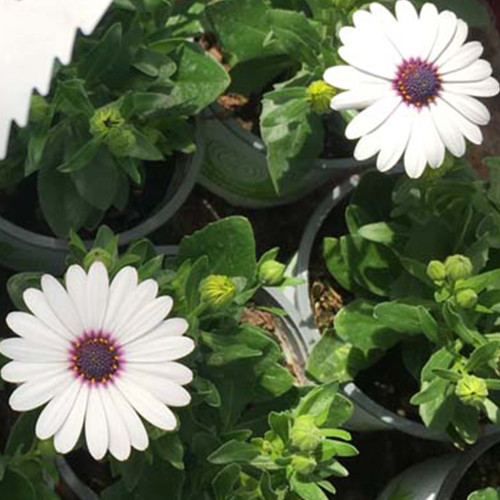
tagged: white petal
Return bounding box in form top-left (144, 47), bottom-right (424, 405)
top-left (65, 265), bottom-right (90, 332)
top-left (370, 2), bottom-right (398, 27)
top-left (353, 127), bottom-right (384, 161)
top-left (115, 376), bottom-right (177, 431)
top-left (420, 107), bottom-right (446, 168)
top-left (404, 113), bottom-right (428, 178)
top-left (376, 104), bottom-right (415, 172)
top-left (85, 387), bottom-right (108, 460)
top-left (119, 296), bottom-right (173, 345)
top-left (6, 312), bottom-right (68, 350)
top-left (345, 94), bottom-right (401, 139)
top-left (124, 336), bottom-right (195, 363)
top-left (108, 279), bottom-right (158, 337)
top-left (418, 3), bottom-right (439, 60)
top-left (125, 371), bottom-right (191, 407)
top-left (442, 59), bottom-right (492, 82)
top-left (439, 42), bottom-right (484, 75)
top-left (338, 44), bottom-right (398, 80)
top-left (441, 92), bottom-right (490, 125)
top-left (138, 318), bottom-right (189, 344)
top-left (9, 371), bottom-right (72, 411)
top-left (2, 361), bottom-right (67, 383)
top-left (23, 289), bottom-right (74, 341)
top-left (442, 78), bottom-right (500, 97)
top-left (323, 65), bottom-right (385, 90)
top-left (100, 386), bottom-right (130, 461)
top-left (127, 362), bottom-right (193, 386)
top-left (102, 267), bottom-right (138, 333)
top-left (394, 0), bottom-right (420, 59)
top-left (87, 262), bottom-right (109, 332)
top-left (435, 98), bottom-right (483, 145)
top-left (54, 383), bottom-right (89, 454)
top-left (431, 100), bottom-right (466, 156)
top-left (41, 275), bottom-right (84, 337)
top-left (106, 383), bottom-right (148, 451)
top-left (36, 379), bottom-right (82, 440)
top-left (434, 19), bottom-right (468, 66)
top-left (428, 11), bottom-right (458, 62)
top-left (331, 83), bottom-right (391, 110)
top-left (0, 338), bottom-right (67, 363)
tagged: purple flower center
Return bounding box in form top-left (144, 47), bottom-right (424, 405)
top-left (394, 58), bottom-right (442, 108)
top-left (70, 333), bottom-right (121, 383)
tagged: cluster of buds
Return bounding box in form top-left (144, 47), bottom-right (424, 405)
top-left (289, 415), bottom-right (323, 476)
top-left (455, 374), bottom-right (488, 408)
top-left (427, 255), bottom-right (477, 309)
top-left (89, 106), bottom-right (136, 157)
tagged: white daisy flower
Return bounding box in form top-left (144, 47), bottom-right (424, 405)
top-left (324, 0), bottom-right (500, 178)
top-left (0, 262), bottom-right (195, 462)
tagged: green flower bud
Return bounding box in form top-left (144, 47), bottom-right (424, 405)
top-left (83, 248), bottom-right (114, 271)
top-left (200, 275), bottom-right (235, 308)
top-left (426, 260), bottom-right (446, 282)
top-left (290, 415), bottom-right (322, 452)
top-left (455, 374), bottom-right (488, 408)
top-left (306, 81), bottom-right (336, 114)
top-left (291, 454), bottom-right (317, 475)
top-left (89, 106), bottom-right (125, 138)
top-left (259, 260), bottom-right (286, 286)
top-left (106, 127), bottom-right (136, 157)
top-left (29, 95), bottom-right (49, 124)
top-left (444, 255), bottom-right (473, 282)
top-left (456, 289), bottom-right (478, 309)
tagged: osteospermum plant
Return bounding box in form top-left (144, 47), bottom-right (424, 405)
top-left (324, 0), bottom-right (500, 178)
top-left (1, 250), bottom-right (195, 461)
top-left (307, 161), bottom-right (500, 444)
top-left (1, 218), bottom-right (357, 497)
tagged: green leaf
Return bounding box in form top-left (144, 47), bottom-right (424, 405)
top-left (7, 273), bottom-right (42, 311)
top-left (291, 475), bottom-right (328, 500)
top-left (296, 383), bottom-right (353, 428)
top-left (323, 237), bottom-right (363, 294)
top-left (373, 302), bottom-right (424, 334)
top-left (465, 342), bottom-right (500, 373)
top-left (208, 441), bottom-right (261, 465)
top-left (411, 378), bottom-right (450, 405)
top-left (458, 269), bottom-right (500, 293)
top-left (205, 0), bottom-right (283, 64)
top-left (70, 149), bottom-right (119, 211)
top-left (55, 79), bottom-right (94, 118)
top-left (442, 303), bottom-right (485, 347)
top-left (266, 9), bottom-right (322, 67)
top-left (153, 433), bottom-right (184, 470)
top-left (468, 488), bottom-right (500, 500)
top-left (6, 412), bottom-right (38, 456)
top-left (358, 222), bottom-right (402, 244)
top-left (338, 235), bottom-right (401, 297)
top-left (78, 23), bottom-right (123, 83)
top-left (260, 87), bottom-right (322, 193)
top-left (306, 330), bottom-right (370, 383)
top-left (179, 217), bottom-right (257, 283)
top-left (0, 470), bottom-right (36, 500)
top-left (419, 381), bottom-right (457, 432)
top-left (38, 129), bottom-right (93, 237)
top-left (336, 300), bottom-right (403, 353)
top-left (58, 138), bottom-right (103, 173)
top-left (129, 129), bottom-right (164, 161)
top-left (212, 464), bottom-right (240, 500)
top-left (268, 412), bottom-right (289, 443)
top-left (170, 43), bottom-right (230, 114)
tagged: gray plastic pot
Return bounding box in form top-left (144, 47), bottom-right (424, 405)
top-left (0, 138), bottom-right (204, 274)
top-left (377, 433), bottom-right (500, 500)
top-left (287, 173), bottom-right (455, 440)
top-left (198, 105), bottom-right (373, 208)
top-left (56, 247), bottom-right (310, 499)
